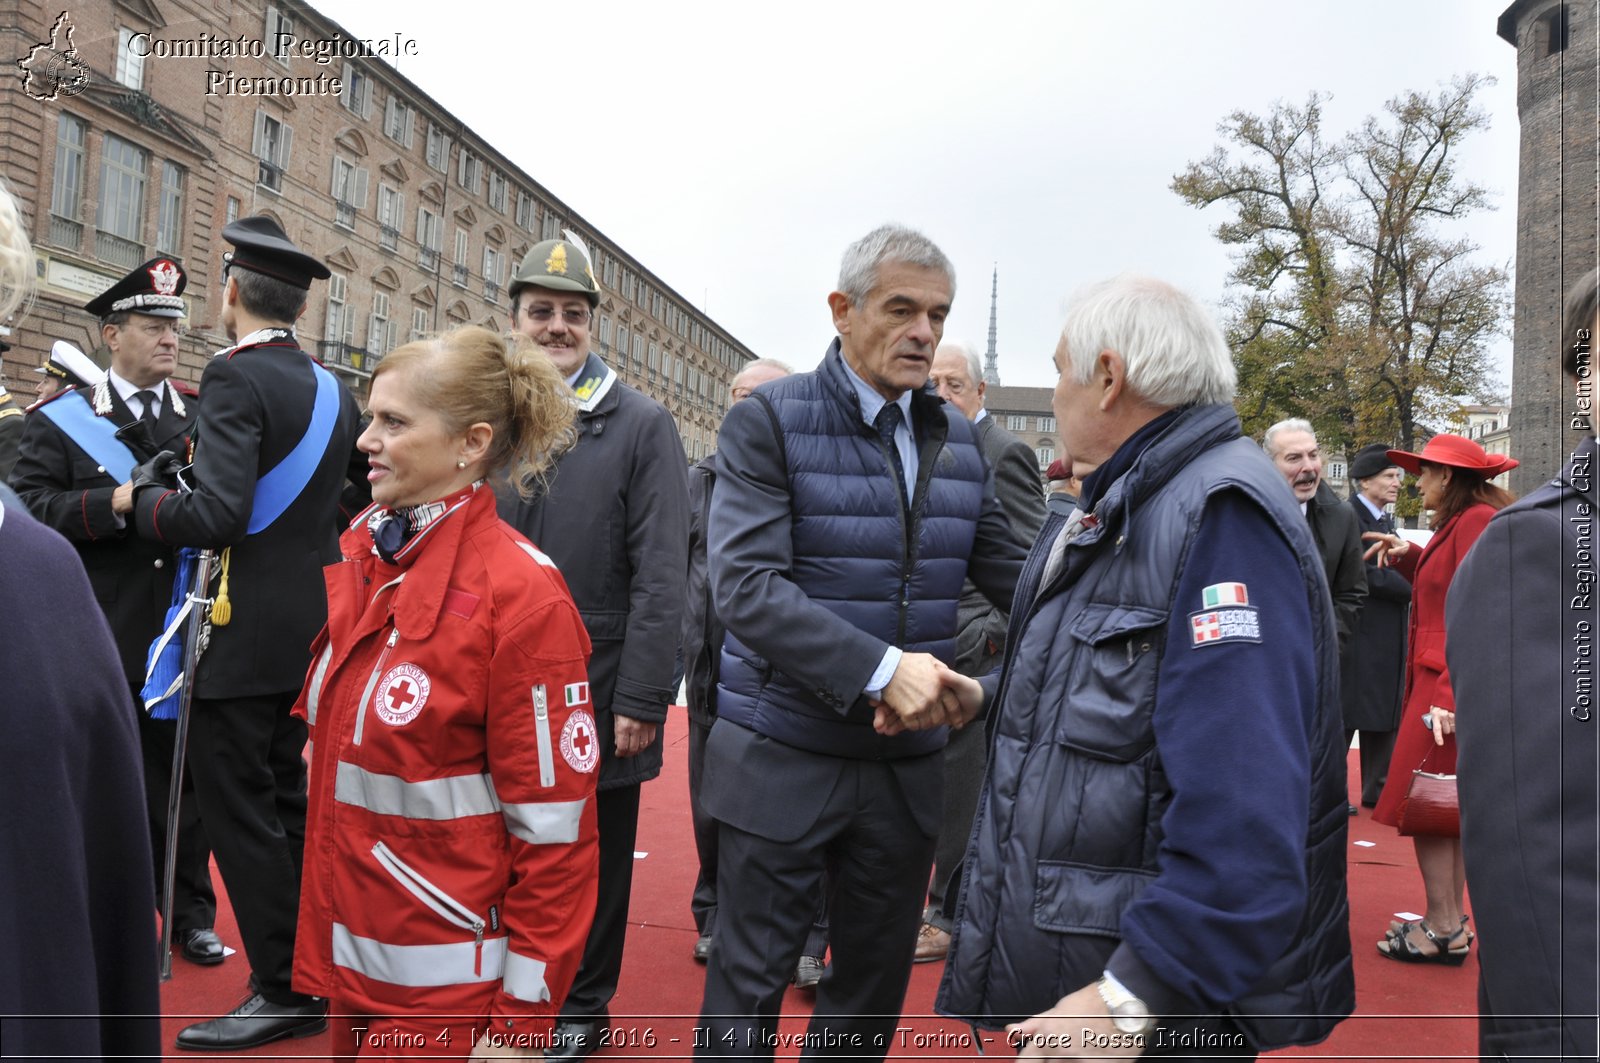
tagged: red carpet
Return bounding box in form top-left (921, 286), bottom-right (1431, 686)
top-left (156, 718), bottom-right (1479, 1060)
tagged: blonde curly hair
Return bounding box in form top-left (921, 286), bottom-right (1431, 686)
top-left (373, 326), bottom-right (576, 497)
top-left (0, 180), bottom-right (34, 323)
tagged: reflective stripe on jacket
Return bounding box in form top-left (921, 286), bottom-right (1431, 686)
top-left (292, 487), bottom-right (598, 1042)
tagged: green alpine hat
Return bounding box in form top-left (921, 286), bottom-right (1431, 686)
top-left (509, 239), bottom-right (600, 308)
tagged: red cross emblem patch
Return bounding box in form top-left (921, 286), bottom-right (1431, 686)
top-left (560, 709), bottom-right (599, 773)
top-left (374, 663), bottom-right (431, 726)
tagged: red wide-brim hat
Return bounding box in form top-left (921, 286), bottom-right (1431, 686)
top-left (1387, 433), bottom-right (1518, 478)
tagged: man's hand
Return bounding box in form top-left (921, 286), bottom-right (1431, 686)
top-left (1006, 983), bottom-right (1147, 1060)
top-left (932, 660), bottom-right (985, 728)
top-left (614, 715), bottom-right (657, 758)
top-left (128, 449), bottom-right (183, 496)
top-left (873, 652), bottom-right (965, 735)
top-left (112, 481), bottom-right (135, 515)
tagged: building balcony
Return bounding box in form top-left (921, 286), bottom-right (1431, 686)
top-left (483, 280), bottom-right (499, 303)
top-left (452, 264), bottom-right (469, 288)
top-left (335, 201), bottom-right (357, 230)
top-left (419, 248), bottom-right (439, 272)
top-left (318, 339), bottom-right (378, 377)
top-left (95, 230), bottom-right (143, 270)
top-left (48, 215), bottom-right (82, 250)
top-left (379, 225), bottom-right (399, 251)
top-left (258, 160), bottom-right (284, 193)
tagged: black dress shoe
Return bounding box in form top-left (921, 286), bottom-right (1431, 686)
top-left (1348, 803), bottom-right (1360, 816)
top-left (178, 927), bottom-right (226, 966)
top-left (546, 1019), bottom-right (604, 1063)
top-left (693, 935), bottom-right (712, 963)
top-left (174, 992), bottom-right (327, 1051)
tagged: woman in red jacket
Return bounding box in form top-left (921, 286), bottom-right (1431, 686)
top-left (292, 325), bottom-right (597, 1058)
top-left (1364, 434), bottom-right (1515, 965)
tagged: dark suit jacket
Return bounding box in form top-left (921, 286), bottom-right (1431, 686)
top-left (132, 338), bottom-right (362, 699)
top-left (13, 380), bottom-right (197, 682)
top-left (1305, 480), bottom-right (1366, 651)
top-left (0, 387), bottom-right (22, 484)
top-left (681, 452), bottom-right (720, 728)
top-left (954, 414), bottom-right (1045, 674)
top-left (1450, 435), bottom-right (1598, 1061)
top-left (703, 364), bottom-right (1025, 842)
top-left (1341, 492), bottom-right (1409, 732)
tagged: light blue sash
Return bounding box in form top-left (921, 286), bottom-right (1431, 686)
top-left (35, 391), bottom-right (137, 481)
top-left (247, 361), bottom-right (339, 534)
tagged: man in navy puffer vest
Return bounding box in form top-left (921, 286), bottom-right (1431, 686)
top-left (696, 224), bottom-right (1026, 1062)
top-left (935, 276), bottom-right (1354, 1059)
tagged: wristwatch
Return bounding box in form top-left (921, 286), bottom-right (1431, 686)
top-left (1096, 971), bottom-right (1155, 1036)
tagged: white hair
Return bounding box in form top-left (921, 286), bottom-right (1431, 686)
top-left (1059, 275), bottom-right (1236, 407)
top-left (837, 224), bottom-right (955, 305)
top-left (1262, 418), bottom-right (1318, 457)
top-left (936, 340), bottom-right (983, 386)
top-left (0, 180), bottom-right (34, 322)
top-left (734, 357), bottom-right (792, 380)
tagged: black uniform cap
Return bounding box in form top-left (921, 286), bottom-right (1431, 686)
top-left (84, 257), bottom-right (188, 319)
top-left (222, 215), bottom-right (330, 290)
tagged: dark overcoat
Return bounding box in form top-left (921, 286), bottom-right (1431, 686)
top-left (497, 363), bottom-right (690, 790)
top-left (1305, 480), bottom-right (1366, 650)
top-left (0, 502), bottom-right (161, 1061)
top-left (1449, 435), bottom-right (1598, 1062)
top-left (1341, 492), bottom-right (1410, 732)
top-left (953, 414), bottom-right (1044, 673)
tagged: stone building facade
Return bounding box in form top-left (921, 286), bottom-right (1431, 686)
top-left (983, 384), bottom-right (1058, 476)
top-left (2, 0), bottom-right (753, 461)
top-left (1498, 0), bottom-right (1599, 492)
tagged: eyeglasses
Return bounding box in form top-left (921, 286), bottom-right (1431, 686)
top-left (522, 307), bottom-right (591, 326)
top-left (132, 320), bottom-right (186, 338)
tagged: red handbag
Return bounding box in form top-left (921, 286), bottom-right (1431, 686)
top-left (1395, 745), bottom-right (1459, 838)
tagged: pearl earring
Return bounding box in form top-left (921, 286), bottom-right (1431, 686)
top-left (457, 460), bottom-right (466, 469)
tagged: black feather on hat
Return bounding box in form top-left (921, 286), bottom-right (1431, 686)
top-left (222, 216), bottom-right (330, 290)
top-left (1348, 443), bottom-right (1399, 481)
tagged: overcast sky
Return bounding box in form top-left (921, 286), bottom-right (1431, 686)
top-left (314, 0), bottom-right (1522, 391)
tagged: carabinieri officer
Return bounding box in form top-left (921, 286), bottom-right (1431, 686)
top-left (130, 216), bottom-right (363, 1051)
top-left (13, 257), bottom-right (222, 967)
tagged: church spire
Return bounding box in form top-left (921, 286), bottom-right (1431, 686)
top-left (982, 264), bottom-right (1001, 386)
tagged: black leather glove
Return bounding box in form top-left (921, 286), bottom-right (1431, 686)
top-left (129, 449), bottom-right (184, 494)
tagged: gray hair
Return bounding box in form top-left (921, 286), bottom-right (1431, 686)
top-left (1263, 417), bottom-right (1317, 457)
top-left (936, 340), bottom-right (983, 387)
top-left (837, 224), bottom-right (955, 306)
top-left (1059, 275), bottom-right (1235, 407)
top-left (735, 357), bottom-right (792, 379)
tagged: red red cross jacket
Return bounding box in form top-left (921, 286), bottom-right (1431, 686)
top-left (292, 485), bottom-right (599, 1043)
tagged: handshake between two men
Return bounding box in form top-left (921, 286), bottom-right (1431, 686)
top-left (871, 651), bottom-right (985, 737)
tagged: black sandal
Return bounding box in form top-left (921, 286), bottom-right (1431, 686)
top-left (1377, 922), bottom-right (1469, 965)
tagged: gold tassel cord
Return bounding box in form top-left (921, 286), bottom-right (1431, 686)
top-left (211, 547), bottom-right (233, 626)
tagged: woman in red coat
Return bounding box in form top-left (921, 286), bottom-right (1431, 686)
top-left (292, 326), bottom-right (597, 1059)
top-left (1364, 434), bottom-right (1515, 965)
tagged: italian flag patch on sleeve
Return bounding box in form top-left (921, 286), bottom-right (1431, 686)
top-left (565, 682), bottom-right (590, 707)
top-left (1202, 583), bottom-right (1249, 608)
top-left (1189, 582), bottom-right (1261, 648)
